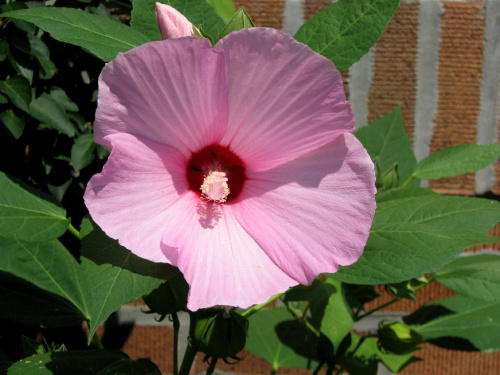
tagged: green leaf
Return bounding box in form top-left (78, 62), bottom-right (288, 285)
top-left (11, 34), bottom-right (56, 79)
top-left (294, 0), bottom-right (400, 71)
top-left (245, 307), bottom-right (318, 371)
top-left (71, 133), bottom-right (96, 171)
top-left (0, 172), bottom-right (69, 241)
top-left (130, 0), bottom-right (162, 41)
top-left (354, 105), bottom-right (417, 187)
top-left (406, 296), bottom-right (500, 352)
top-left (309, 279), bottom-right (353, 352)
top-left (29, 92), bottom-right (75, 136)
top-left (7, 48), bottom-right (34, 84)
top-left (0, 109), bottom-right (25, 139)
top-left (0, 75), bottom-right (31, 113)
top-left (50, 87), bottom-right (79, 112)
top-left (1, 2), bottom-right (35, 34)
top-left (166, 0), bottom-right (226, 38)
top-left (0, 40), bottom-right (9, 62)
top-left (331, 223), bottom-right (500, 285)
top-left (80, 218), bottom-right (178, 341)
top-left (434, 254), bottom-right (500, 302)
top-left (6, 350), bottom-right (155, 375)
top-left (0, 271), bottom-right (85, 328)
top-left (333, 193), bottom-right (500, 284)
top-left (207, 0), bottom-right (235, 21)
top-left (1, 8), bottom-right (150, 62)
top-left (131, 0), bottom-right (226, 42)
top-left (0, 236), bottom-right (89, 319)
top-left (339, 333), bottom-right (418, 374)
top-left (413, 143), bottom-right (500, 180)
top-left (374, 195), bottom-right (500, 234)
top-left (376, 186), bottom-right (437, 203)
top-left (216, 7), bottom-right (254, 41)
top-left (0, 93), bottom-right (7, 104)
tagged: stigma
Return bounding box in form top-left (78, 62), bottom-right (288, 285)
top-left (200, 171), bottom-right (230, 203)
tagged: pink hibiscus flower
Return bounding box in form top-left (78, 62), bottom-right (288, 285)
top-left (84, 27), bottom-right (376, 311)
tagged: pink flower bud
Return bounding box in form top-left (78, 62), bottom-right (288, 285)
top-left (155, 2), bottom-right (195, 39)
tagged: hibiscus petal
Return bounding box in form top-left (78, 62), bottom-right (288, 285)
top-left (160, 193), bottom-right (296, 310)
top-left (232, 133), bottom-right (376, 285)
top-left (84, 133), bottom-right (188, 263)
top-left (215, 27), bottom-right (354, 171)
top-left (156, 3), bottom-right (195, 39)
top-left (94, 37), bottom-right (228, 156)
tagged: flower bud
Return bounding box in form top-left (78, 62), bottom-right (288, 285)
top-left (376, 163), bottom-right (399, 191)
top-left (155, 3), bottom-right (196, 39)
top-left (378, 321), bottom-right (423, 354)
top-left (192, 308), bottom-right (248, 358)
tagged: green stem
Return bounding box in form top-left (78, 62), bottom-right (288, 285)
top-left (93, 333), bottom-right (104, 350)
top-left (400, 174), bottom-right (416, 188)
top-left (356, 279), bottom-right (432, 321)
top-left (241, 292), bottom-right (285, 318)
top-left (284, 301), bottom-right (320, 338)
top-left (172, 313), bottom-right (180, 375)
top-left (178, 343), bottom-right (197, 375)
top-left (205, 358), bottom-right (218, 375)
top-left (355, 297), bottom-right (401, 321)
top-left (312, 360), bottom-right (325, 375)
top-left (68, 223), bottom-right (82, 240)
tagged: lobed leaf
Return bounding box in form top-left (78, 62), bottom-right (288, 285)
top-left (0, 172), bottom-right (69, 241)
top-left (0, 271), bottom-right (84, 328)
top-left (80, 218), bottom-right (178, 341)
top-left (245, 307), bottom-right (319, 371)
top-left (294, 0), bottom-right (400, 71)
top-left (0, 235), bottom-right (89, 319)
top-left (309, 278), bottom-right (353, 352)
top-left (1, 7), bottom-right (150, 62)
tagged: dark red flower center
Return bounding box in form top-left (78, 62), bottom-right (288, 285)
top-left (186, 145), bottom-right (246, 203)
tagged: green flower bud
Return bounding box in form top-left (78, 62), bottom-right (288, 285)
top-left (193, 308), bottom-right (249, 359)
top-left (378, 321), bottom-right (423, 354)
top-left (143, 274), bottom-right (189, 318)
top-left (376, 163), bottom-right (399, 192)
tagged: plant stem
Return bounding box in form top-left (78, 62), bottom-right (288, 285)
top-left (284, 301), bottom-right (320, 338)
top-left (172, 313), bottom-right (180, 375)
top-left (93, 333), bottom-right (104, 350)
top-left (355, 279), bottom-right (432, 321)
top-left (205, 358), bottom-right (218, 375)
top-left (241, 292), bottom-right (284, 318)
top-left (400, 174), bottom-right (416, 188)
top-left (178, 343), bottom-right (197, 375)
top-left (312, 360), bottom-right (325, 375)
top-left (68, 223), bottom-right (82, 240)
top-left (355, 297), bottom-right (402, 321)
